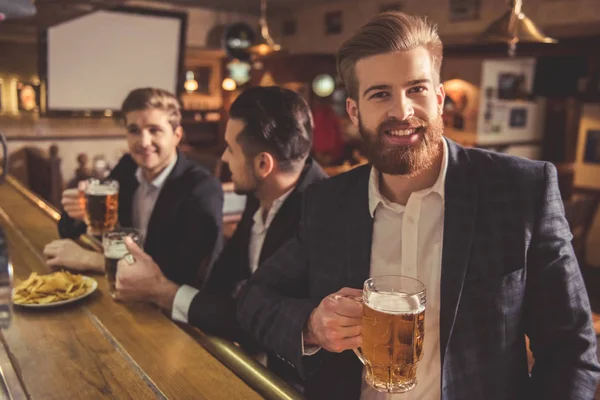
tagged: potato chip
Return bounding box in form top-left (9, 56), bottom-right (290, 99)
top-left (14, 271), bottom-right (89, 305)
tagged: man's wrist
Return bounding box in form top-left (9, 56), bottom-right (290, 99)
top-left (303, 309), bottom-right (318, 346)
top-left (84, 251), bottom-right (105, 272)
top-left (152, 277), bottom-right (180, 311)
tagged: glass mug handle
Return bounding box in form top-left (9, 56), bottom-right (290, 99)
top-left (353, 348), bottom-right (366, 365)
top-left (333, 293), bottom-right (365, 364)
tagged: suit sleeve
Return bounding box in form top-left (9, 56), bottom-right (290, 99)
top-left (237, 191), bottom-right (323, 378)
top-left (186, 210), bottom-right (248, 341)
top-left (174, 175), bottom-right (223, 287)
top-left (57, 211), bottom-right (87, 239)
top-left (525, 162), bottom-right (600, 399)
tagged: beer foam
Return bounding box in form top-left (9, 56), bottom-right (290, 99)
top-left (104, 243), bottom-right (128, 259)
top-left (367, 292), bottom-right (425, 314)
top-left (86, 186), bottom-right (118, 196)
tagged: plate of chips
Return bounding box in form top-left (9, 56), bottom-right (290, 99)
top-left (13, 271), bottom-right (97, 308)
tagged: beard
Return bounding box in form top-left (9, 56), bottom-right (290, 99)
top-left (232, 163), bottom-right (262, 196)
top-left (359, 113), bottom-right (444, 176)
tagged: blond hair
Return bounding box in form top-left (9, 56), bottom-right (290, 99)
top-left (337, 11), bottom-right (443, 100)
top-left (120, 88), bottom-right (182, 130)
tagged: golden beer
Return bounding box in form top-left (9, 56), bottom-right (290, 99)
top-left (77, 185), bottom-right (87, 213)
top-left (355, 276), bottom-right (426, 393)
top-left (84, 180), bottom-right (119, 236)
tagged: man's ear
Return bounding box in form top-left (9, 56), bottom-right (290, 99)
top-left (174, 125), bottom-right (184, 145)
top-left (436, 84), bottom-right (446, 115)
top-left (254, 152), bottom-right (275, 179)
top-left (347, 97), bottom-right (359, 126)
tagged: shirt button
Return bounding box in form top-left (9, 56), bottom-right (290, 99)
top-left (407, 216), bottom-right (415, 224)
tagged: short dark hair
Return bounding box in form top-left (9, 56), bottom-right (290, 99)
top-left (229, 86), bottom-right (313, 173)
top-left (121, 88), bottom-right (182, 130)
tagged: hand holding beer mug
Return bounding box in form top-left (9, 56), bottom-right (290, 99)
top-left (355, 275), bottom-right (426, 393)
top-left (102, 228), bottom-right (142, 298)
top-left (83, 179), bottom-right (119, 236)
top-left (305, 288), bottom-right (363, 352)
top-left (61, 187), bottom-right (86, 221)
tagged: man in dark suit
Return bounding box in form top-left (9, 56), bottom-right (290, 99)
top-left (237, 12), bottom-right (600, 400)
top-left (43, 88), bottom-right (223, 288)
top-left (112, 87), bottom-right (326, 340)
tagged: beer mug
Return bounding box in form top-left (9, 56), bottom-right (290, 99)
top-left (102, 228), bottom-right (142, 298)
top-left (84, 179), bottom-right (119, 236)
top-left (354, 275), bottom-right (426, 393)
top-left (77, 180), bottom-right (88, 215)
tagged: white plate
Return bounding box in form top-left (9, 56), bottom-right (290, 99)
top-left (14, 276), bottom-right (98, 308)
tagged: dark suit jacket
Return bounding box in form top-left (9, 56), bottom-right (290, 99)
top-left (58, 151), bottom-right (224, 286)
top-left (238, 139), bottom-right (600, 400)
top-left (187, 158), bottom-right (327, 343)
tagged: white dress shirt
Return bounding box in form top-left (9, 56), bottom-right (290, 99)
top-left (361, 138), bottom-right (447, 400)
top-left (247, 188), bottom-right (293, 274)
top-left (171, 187), bottom-right (294, 323)
top-left (300, 140), bottom-right (448, 398)
top-left (132, 155), bottom-right (177, 241)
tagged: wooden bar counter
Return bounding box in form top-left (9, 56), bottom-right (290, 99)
top-left (0, 176), bottom-right (303, 400)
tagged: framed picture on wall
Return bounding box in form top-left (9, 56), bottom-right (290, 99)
top-left (449, 0), bottom-right (481, 21)
top-left (16, 81), bottom-right (41, 112)
top-left (325, 11), bottom-right (343, 35)
top-left (509, 107), bottom-right (528, 128)
top-left (584, 129), bottom-right (600, 165)
top-left (498, 72), bottom-right (526, 100)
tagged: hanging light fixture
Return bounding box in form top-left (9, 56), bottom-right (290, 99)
top-left (184, 71), bottom-right (198, 93)
top-left (222, 78), bottom-right (237, 91)
top-left (480, 0), bottom-right (556, 56)
top-left (249, 0), bottom-right (281, 56)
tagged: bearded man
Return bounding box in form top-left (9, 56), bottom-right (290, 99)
top-left (236, 11), bottom-right (600, 400)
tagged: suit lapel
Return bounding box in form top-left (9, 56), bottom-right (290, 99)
top-left (118, 174), bottom-right (138, 228)
top-left (238, 196), bottom-right (258, 275)
top-left (258, 158), bottom-right (327, 264)
top-left (259, 193), bottom-right (300, 264)
top-left (344, 166), bottom-right (373, 289)
top-left (440, 139), bottom-right (478, 369)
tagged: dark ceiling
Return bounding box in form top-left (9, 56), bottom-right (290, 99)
top-left (0, 0), bottom-right (344, 40)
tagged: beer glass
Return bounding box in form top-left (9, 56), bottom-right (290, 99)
top-left (84, 179), bottom-right (119, 236)
top-left (102, 228), bottom-right (142, 298)
top-left (77, 180), bottom-right (87, 215)
top-left (354, 275), bottom-right (426, 393)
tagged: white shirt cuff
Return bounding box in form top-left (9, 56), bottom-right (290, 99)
top-left (301, 331), bottom-right (322, 356)
top-left (171, 284), bottom-right (200, 323)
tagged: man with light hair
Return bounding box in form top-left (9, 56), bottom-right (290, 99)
top-left (237, 11), bottom-right (600, 400)
top-left (44, 88), bottom-right (223, 291)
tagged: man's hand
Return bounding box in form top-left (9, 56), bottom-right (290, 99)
top-left (61, 187), bottom-right (85, 221)
top-left (115, 237), bottom-right (179, 310)
top-left (43, 239), bottom-right (103, 272)
top-left (304, 287), bottom-right (363, 353)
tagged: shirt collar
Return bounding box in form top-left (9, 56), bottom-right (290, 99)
top-left (253, 186), bottom-right (295, 230)
top-left (135, 155), bottom-right (178, 190)
top-left (368, 138), bottom-right (448, 217)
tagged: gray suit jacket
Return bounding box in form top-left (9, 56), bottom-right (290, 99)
top-left (238, 139), bottom-right (600, 400)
